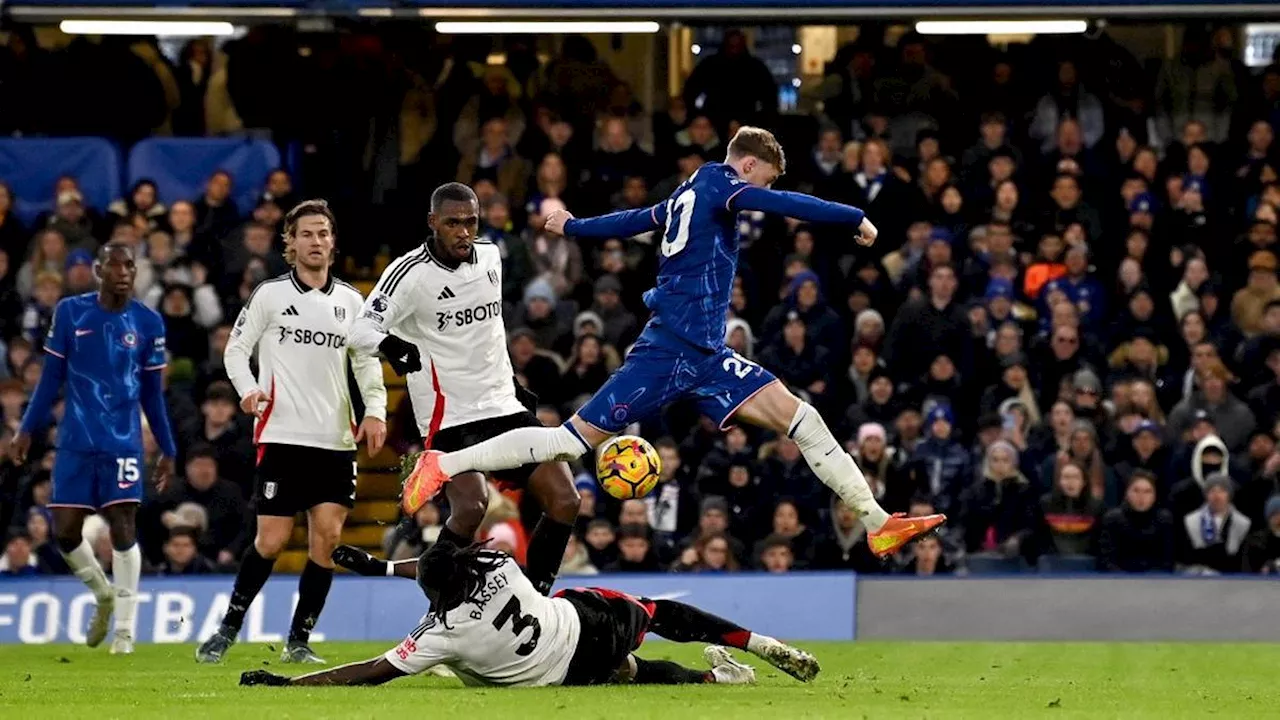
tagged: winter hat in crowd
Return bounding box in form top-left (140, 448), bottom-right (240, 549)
top-left (700, 496), bottom-right (730, 517)
top-left (1191, 408), bottom-right (1217, 429)
top-left (1072, 368), bottom-right (1103, 395)
top-left (573, 310), bottom-right (604, 338)
top-left (1131, 419), bottom-right (1162, 439)
top-left (928, 227), bottom-right (954, 245)
top-left (1129, 192), bottom-right (1157, 214)
top-left (594, 274), bottom-right (623, 296)
top-left (787, 270), bottom-right (824, 306)
top-left (857, 422), bottom-right (887, 445)
top-left (985, 277), bottom-right (1015, 301)
top-left (1001, 352), bottom-right (1029, 371)
top-left (523, 277), bottom-right (557, 305)
top-left (1203, 473), bottom-right (1235, 496)
top-left (65, 249), bottom-right (94, 270)
top-left (926, 404), bottom-right (955, 427)
top-left (1264, 495), bottom-right (1280, 521)
top-left (574, 472), bottom-right (597, 495)
top-left (854, 308), bottom-right (885, 336)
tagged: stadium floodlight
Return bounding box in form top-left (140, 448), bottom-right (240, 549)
top-left (915, 20), bottom-right (1088, 36)
top-left (435, 21), bottom-right (661, 34)
top-left (60, 20), bottom-right (237, 37)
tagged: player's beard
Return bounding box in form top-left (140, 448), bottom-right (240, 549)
top-left (297, 250), bottom-right (332, 274)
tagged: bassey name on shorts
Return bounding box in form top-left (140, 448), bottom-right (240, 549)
top-left (275, 326), bottom-right (347, 348)
top-left (437, 300), bottom-right (502, 331)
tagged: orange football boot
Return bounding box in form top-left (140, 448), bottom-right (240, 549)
top-left (401, 450), bottom-right (450, 515)
top-left (867, 512), bottom-right (947, 557)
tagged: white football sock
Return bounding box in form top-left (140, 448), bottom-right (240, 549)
top-left (437, 424), bottom-right (593, 478)
top-left (63, 539), bottom-right (112, 601)
top-left (112, 544), bottom-right (142, 636)
top-left (788, 402), bottom-right (890, 532)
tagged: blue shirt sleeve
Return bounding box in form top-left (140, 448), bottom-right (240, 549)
top-left (18, 352), bottom-right (66, 435)
top-left (43, 300), bottom-right (71, 360)
top-left (563, 204), bottom-right (666, 239)
top-left (139, 310), bottom-right (177, 457)
top-left (728, 186), bottom-right (866, 226)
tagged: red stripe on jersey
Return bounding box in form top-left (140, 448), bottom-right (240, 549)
top-left (253, 377), bottom-right (276, 465)
top-left (423, 359), bottom-right (446, 449)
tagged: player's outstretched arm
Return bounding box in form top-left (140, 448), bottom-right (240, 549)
top-left (17, 302), bottom-right (71, 443)
top-left (241, 657), bottom-right (407, 687)
top-left (730, 186), bottom-right (876, 243)
top-left (558, 204), bottom-right (667, 239)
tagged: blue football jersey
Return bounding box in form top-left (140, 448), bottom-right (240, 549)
top-left (646, 162), bottom-right (749, 351)
top-left (43, 294), bottom-right (167, 455)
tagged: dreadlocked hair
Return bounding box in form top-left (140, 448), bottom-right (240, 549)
top-left (418, 541), bottom-right (508, 626)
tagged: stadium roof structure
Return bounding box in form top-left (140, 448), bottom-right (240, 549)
top-left (5, 0), bottom-right (1280, 23)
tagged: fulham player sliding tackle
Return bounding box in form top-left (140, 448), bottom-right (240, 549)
top-left (403, 126), bottom-right (944, 556)
top-left (241, 542), bottom-right (818, 688)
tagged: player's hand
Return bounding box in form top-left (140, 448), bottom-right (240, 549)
top-left (9, 432), bottom-right (31, 465)
top-left (153, 455), bottom-right (174, 493)
top-left (332, 544), bottom-right (389, 576)
top-left (241, 389), bottom-right (269, 418)
top-left (855, 218), bottom-right (878, 246)
top-left (544, 209), bottom-right (574, 236)
top-left (240, 670), bottom-right (291, 687)
top-left (379, 334), bottom-right (422, 376)
top-left (356, 417), bottom-right (387, 455)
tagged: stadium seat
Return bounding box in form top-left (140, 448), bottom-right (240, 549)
top-left (126, 137), bottom-right (280, 214)
top-left (0, 137), bottom-right (122, 224)
top-left (273, 549), bottom-right (311, 574)
top-left (350, 500), bottom-right (400, 524)
top-left (356, 471), bottom-right (402, 501)
top-left (1037, 555), bottom-right (1099, 574)
top-left (964, 554), bottom-right (1029, 575)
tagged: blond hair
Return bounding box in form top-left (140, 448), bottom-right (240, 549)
top-left (727, 126), bottom-right (786, 174)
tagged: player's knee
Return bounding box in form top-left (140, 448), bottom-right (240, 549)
top-left (309, 522), bottom-right (343, 554)
top-left (546, 484), bottom-right (580, 524)
top-left (450, 497), bottom-right (488, 532)
top-left (55, 531), bottom-right (82, 555)
top-left (254, 532), bottom-right (289, 559)
top-left (106, 515), bottom-right (137, 550)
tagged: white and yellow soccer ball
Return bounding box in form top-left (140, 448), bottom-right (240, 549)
top-left (595, 435), bottom-right (662, 500)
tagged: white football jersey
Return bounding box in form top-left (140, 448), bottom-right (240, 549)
top-left (382, 555), bottom-right (581, 686)
top-left (224, 270), bottom-right (387, 451)
top-left (348, 241), bottom-right (527, 437)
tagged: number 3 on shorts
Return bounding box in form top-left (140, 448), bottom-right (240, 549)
top-left (722, 352), bottom-right (759, 379)
top-left (116, 457), bottom-right (140, 484)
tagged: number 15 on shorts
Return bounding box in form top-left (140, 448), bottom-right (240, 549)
top-left (116, 457), bottom-right (140, 487)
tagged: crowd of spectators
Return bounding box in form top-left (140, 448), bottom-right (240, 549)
top-left (4, 24), bottom-right (1280, 579)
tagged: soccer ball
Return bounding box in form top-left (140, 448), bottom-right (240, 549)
top-left (596, 435), bottom-right (662, 500)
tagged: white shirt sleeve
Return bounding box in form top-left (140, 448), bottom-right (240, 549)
top-left (347, 295), bottom-right (388, 421)
top-left (382, 616), bottom-right (455, 676)
top-left (348, 256), bottom-right (422, 355)
top-left (224, 287), bottom-right (271, 399)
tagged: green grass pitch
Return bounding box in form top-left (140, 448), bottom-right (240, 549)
top-left (2, 641), bottom-right (1278, 718)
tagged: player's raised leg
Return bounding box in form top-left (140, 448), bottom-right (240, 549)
top-left (405, 420), bottom-right (598, 509)
top-left (403, 342), bottom-right (680, 511)
top-left (50, 504), bottom-right (114, 647)
top-left (730, 380), bottom-right (945, 556)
